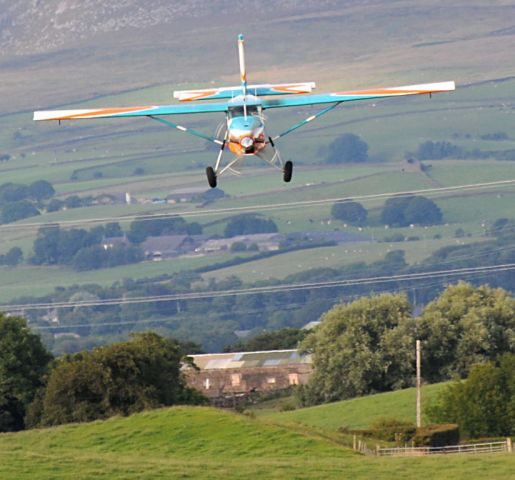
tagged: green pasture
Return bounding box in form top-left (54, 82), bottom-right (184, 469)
top-left (0, 254), bottom-right (240, 303)
top-left (260, 383), bottom-right (447, 430)
top-left (0, 404), bottom-right (512, 480)
top-left (201, 238), bottom-right (477, 283)
top-left (0, 159), bottom-right (512, 301)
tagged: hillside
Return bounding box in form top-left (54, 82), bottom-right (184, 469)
top-left (1, 0), bottom-right (515, 113)
top-left (0, 1), bottom-right (514, 351)
top-left (0, 405), bottom-right (513, 479)
top-left (258, 383), bottom-right (447, 429)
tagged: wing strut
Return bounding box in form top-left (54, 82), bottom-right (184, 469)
top-left (148, 115), bottom-right (223, 145)
top-left (271, 102), bottom-right (342, 141)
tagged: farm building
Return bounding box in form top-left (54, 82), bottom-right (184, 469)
top-left (141, 235), bottom-right (199, 260)
top-left (195, 233), bottom-right (284, 253)
top-left (185, 349), bottom-right (312, 403)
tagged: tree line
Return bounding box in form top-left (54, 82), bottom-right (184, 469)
top-left (0, 315), bottom-right (205, 433)
top-left (297, 282), bottom-right (514, 407)
top-left (331, 195), bottom-right (443, 227)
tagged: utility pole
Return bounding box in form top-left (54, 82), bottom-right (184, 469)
top-left (416, 339), bottom-right (422, 428)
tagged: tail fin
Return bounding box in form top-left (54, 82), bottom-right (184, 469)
top-left (238, 34), bottom-right (247, 97)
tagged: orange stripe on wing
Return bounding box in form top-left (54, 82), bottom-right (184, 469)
top-left (273, 85), bottom-right (312, 94)
top-left (178, 90), bottom-right (219, 101)
top-left (333, 88), bottom-right (439, 96)
top-left (57, 106), bottom-right (154, 120)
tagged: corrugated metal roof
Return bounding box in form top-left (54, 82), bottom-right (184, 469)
top-left (189, 349), bottom-right (312, 370)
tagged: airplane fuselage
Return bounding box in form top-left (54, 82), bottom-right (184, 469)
top-left (226, 95), bottom-right (267, 156)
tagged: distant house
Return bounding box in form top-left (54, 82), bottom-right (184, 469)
top-left (195, 233), bottom-right (285, 253)
top-left (141, 235), bottom-right (197, 260)
top-left (92, 193), bottom-right (125, 205)
top-left (184, 349), bottom-right (312, 403)
top-left (165, 187), bottom-right (208, 204)
top-left (101, 236), bottom-right (129, 250)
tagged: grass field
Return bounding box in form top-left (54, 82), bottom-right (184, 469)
top-left (202, 238), bottom-right (478, 283)
top-left (260, 383), bottom-right (447, 430)
top-left (0, 253), bottom-right (248, 303)
top-left (0, 159), bottom-right (512, 302)
top-left (0, 404), bottom-right (512, 480)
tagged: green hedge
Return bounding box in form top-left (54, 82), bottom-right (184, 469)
top-left (413, 424), bottom-right (460, 447)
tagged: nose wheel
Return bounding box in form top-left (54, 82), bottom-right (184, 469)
top-left (283, 160), bottom-right (293, 182)
top-left (206, 166), bottom-right (217, 188)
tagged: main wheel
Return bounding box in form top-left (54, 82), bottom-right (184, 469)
top-left (206, 166), bottom-right (217, 188)
top-left (283, 161), bottom-right (293, 183)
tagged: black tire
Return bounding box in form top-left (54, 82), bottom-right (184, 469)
top-left (283, 161), bottom-right (293, 183)
top-left (206, 166), bottom-right (217, 188)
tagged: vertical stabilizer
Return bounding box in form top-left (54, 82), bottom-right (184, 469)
top-left (238, 34), bottom-right (248, 97)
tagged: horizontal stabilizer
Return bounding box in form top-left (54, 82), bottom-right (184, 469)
top-left (174, 82), bottom-right (316, 101)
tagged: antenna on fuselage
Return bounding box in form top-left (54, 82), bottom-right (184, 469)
top-left (238, 33), bottom-right (248, 118)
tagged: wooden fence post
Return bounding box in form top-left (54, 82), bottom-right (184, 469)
top-left (507, 437), bottom-right (512, 453)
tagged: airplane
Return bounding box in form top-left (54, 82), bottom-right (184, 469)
top-left (34, 34), bottom-right (455, 188)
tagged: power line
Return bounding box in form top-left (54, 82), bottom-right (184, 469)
top-left (30, 265), bottom-right (514, 332)
top-left (2, 178), bottom-right (514, 232)
top-left (4, 262), bottom-right (515, 311)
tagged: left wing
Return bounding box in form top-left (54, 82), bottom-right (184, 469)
top-left (261, 81), bottom-right (455, 109)
top-left (33, 102), bottom-right (228, 121)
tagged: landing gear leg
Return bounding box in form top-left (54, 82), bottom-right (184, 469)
top-left (206, 166), bottom-right (217, 188)
top-left (283, 160), bottom-right (293, 183)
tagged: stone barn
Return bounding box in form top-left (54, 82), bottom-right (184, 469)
top-left (184, 349), bottom-right (312, 404)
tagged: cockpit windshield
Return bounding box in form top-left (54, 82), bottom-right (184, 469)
top-left (228, 105), bottom-right (261, 118)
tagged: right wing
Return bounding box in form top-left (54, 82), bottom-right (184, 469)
top-left (33, 102), bottom-right (229, 121)
top-left (261, 81), bottom-right (455, 109)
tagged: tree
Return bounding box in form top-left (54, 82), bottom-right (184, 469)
top-left (418, 282), bottom-right (515, 382)
top-left (104, 222), bottom-right (123, 237)
top-left (32, 333), bottom-right (204, 427)
top-left (224, 214), bottom-right (278, 237)
top-left (298, 293), bottom-right (415, 405)
top-left (0, 315), bottom-right (53, 432)
top-left (427, 354), bottom-right (514, 437)
top-left (64, 195), bottom-right (82, 209)
top-left (331, 201), bottom-right (368, 225)
top-left (380, 196), bottom-right (442, 227)
top-left (230, 241), bottom-right (247, 252)
top-left (2, 247), bottom-right (23, 266)
top-left (28, 180), bottom-right (55, 201)
top-left (0, 183), bottom-right (30, 203)
top-left (1, 201), bottom-right (40, 224)
top-left (326, 133), bottom-right (369, 164)
top-left (127, 216), bottom-right (200, 243)
top-left (46, 199), bottom-right (63, 212)
top-left (403, 196), bottom-right (442, 225)
top-left (224, 328), bottom-right (308, 352)
top-left (415, 141), bottom-right (463, 160)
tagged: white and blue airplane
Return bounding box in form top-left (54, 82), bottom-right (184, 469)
top-left (34, 34), bottom-right (455, 187)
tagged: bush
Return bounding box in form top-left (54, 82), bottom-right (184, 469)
top-left (1, 201), bottom-right (40, 223)
top-left (413, 424), bottom-right (460, 447)
top-left (381, 196), bottom-right (442, 227)
top-left (326, 133), bottom-right (369, 164)
top-left (331, 201), bottom-right (368, 226)
top-left (369, 417), bottom-right (416, 442)
top-left (415, 141), bottom-right (464, 160)
top-left (338, 417), bottom-right (416, 443)
top-left (224, 214), bottom-right (278, 237)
